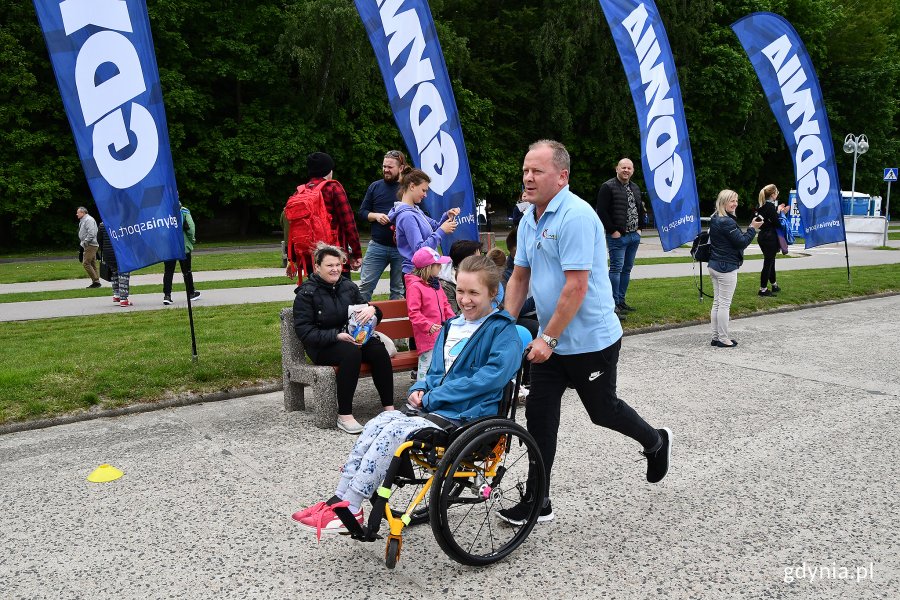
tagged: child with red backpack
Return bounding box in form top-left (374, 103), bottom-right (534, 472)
top-left (406, 247), bottom-right (456, 380)
top-left (283, 152), bottom-right (362, 283)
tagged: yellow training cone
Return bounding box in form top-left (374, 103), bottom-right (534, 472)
top-left (87, 464), bottom-right (124, 483)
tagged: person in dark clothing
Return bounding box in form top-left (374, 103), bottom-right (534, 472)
top-left (708, 190), bottom-right (761, 347)
top-left (162, 203), bottom-right (200, 305)
top-left (283, 152), bottom-right (363, 282)
top-left (755, 184), bottom-right (790, 297)
top-left (98, 222), bottom-right (132, 306)
top-left (358, 150), bottom-right (407, 301)
top-left (293, 244), bottom-right (394, 434)
top-left (503, 226), bottom-right (538, 394)
top-left (595, 158), bottom-right (646, 315)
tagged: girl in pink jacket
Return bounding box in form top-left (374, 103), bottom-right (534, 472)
top-left (406, 247), bottom-right (456, 380)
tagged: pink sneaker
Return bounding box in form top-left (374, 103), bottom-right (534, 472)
top-left (292, 500), bottom-right (363, 540)
top-left (113, 296), bottom-right (120, 303)
top-left (119, 299), bottom-right (133, 307)
top-left (291, 501), bottom-right (328, 523)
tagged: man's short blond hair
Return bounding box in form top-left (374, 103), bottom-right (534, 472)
top-left (528, 139), bottom-right (570, 172)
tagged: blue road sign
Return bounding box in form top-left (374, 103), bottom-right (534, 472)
top-left (884, 168), bottom-right (898, 182)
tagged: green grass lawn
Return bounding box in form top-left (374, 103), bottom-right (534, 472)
top-left (0, 271), bottom-right (392, 303)
top-left (0, 303), bottom-right (286, 423)
top-left (0, 244), bottom-right (788, 286)
top-left (1, 264), bottom-right (897, 425)
top-left (634, 252), bottom-right (793, 266)
top-left (0, 250), bottom-right (285, 283)
top-left (193, 237), bottom-right (283, 248)
top-left (0, 276), bottom-right (294, 303)
top-left (0, 237), bottom-right (284, 260)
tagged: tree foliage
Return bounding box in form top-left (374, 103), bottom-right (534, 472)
top-left (2, 0), bottom-right (898, 247)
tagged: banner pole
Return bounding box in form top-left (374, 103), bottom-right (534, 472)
top-left (843, 238), bottom-right (851, 284)
top-left (699, 263), bottom-right (705, 302)
top-left (186, 291), bottom-right (198, 361)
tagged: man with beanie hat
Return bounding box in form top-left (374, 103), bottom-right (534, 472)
top-left (305, 152), bottom-right (362, 274)
top-left (306, 152), bottom-right (334, 179)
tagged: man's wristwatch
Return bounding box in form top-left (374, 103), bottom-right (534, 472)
top-left (540, 333), bottom-right (558, 350)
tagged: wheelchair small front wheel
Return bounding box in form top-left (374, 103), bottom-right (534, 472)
top-left (428, 419), bottom-right (546, 566)
top-left (385, 537), bottom-right (402, 569)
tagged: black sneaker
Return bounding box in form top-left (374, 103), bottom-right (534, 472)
top-left (614, 306), bottom-right (626, 321)
top-left (771, 284), bottom-right (781, 293)
top-left (87, 281), bottom-right (101, 289)
top-left (758, 289), bottom-right (774, 297)
top-left (497, 497), bottom-right (554, 526)
top-left (190, 291), bottom-right (201, 300)
top-left (643, 427), bottom-right (673, 483)
top-left (162, 295), bottom-right (173, 305)
top-left (618, 302), bottom-right (635, 312)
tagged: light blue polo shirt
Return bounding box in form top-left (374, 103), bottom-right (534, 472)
top-left (514, 185), bottom-right (622, 355)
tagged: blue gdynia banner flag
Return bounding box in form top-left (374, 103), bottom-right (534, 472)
top-left (597, 0), bottom-right (700, 251)
top-left (732, 13), bottom-right (845, 248)
top-left (354, 0), bottom-right (478, 247)
top-left (33, 0), bottom-right (185, 272)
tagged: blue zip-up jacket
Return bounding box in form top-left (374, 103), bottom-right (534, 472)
top-left (409, 310), bottom-right (522, 422)
top-left (708, 212), bottom-right (757, 273)
top-left (387, 202), bottom-right (449, 274)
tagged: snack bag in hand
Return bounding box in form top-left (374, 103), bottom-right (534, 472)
top-left (347, 304), bottom-right (375, 345)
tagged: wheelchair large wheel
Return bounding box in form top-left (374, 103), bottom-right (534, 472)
top-left (428, 419), bottom-right (545, 566)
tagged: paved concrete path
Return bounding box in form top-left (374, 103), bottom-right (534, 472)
top-left (2, 238), bottom-right (899, 322)
top-left (1, 296), bottom-right (897, 599)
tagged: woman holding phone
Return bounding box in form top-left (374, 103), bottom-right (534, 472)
top-left (755, 184), bottom-right (790, 296)
top-left (387, 167), bottom-right (460, 293)
top-left (708, 190), bottom-right (761, 347)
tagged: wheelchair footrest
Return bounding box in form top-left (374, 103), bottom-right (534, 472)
top-left (349, 527), bottom-right (381, 542)
top-left (331, 504), bottom-right (370, 540)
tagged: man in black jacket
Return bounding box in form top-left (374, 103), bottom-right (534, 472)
top-left (595, 158), bottom-right (645, 314)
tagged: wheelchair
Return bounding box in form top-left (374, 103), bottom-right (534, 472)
top-left (339, 343), bottom-right (546, 568)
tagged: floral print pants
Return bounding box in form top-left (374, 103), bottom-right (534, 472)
top-left (334, 411), bottom-right (436, 510)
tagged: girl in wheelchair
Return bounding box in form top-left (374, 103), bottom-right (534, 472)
top-left (292, 255), bottom-right (523, 538)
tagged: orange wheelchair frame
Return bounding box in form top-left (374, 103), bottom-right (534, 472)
top-left (339, 353), bottom-right (547, 568)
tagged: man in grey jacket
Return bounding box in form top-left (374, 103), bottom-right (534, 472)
top-left (77, 206), bottom-right (101, 288)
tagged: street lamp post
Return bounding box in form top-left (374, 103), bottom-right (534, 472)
top-left (839, 134), bottom-right (868, 284)
top-left (843, 133), bottom-right (869, 216)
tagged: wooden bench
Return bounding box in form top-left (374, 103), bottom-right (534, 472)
top-left (280, 300), bottom-right (418, 429)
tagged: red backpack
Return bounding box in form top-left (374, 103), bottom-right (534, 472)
top-left (284, 180), bottom-right (335, 283)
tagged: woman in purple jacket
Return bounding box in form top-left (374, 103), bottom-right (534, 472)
top-left (386, 167), bottom-right (460, 291)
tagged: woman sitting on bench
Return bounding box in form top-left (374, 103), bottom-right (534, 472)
top-left (292, 255), bottom-right (523, 538)
top-left (293, 243), bottom-right (394, 434)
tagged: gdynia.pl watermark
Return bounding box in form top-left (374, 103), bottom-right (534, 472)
top-left (783, 561), bottom-right (876, 583)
